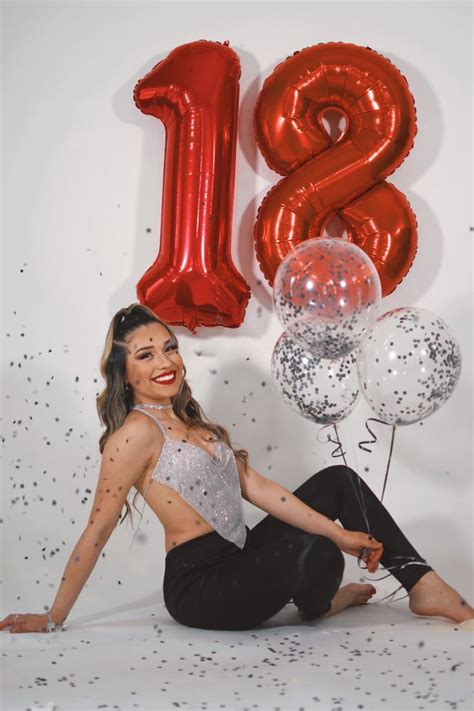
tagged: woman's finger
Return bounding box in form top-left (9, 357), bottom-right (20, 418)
top-left (370, 551), bottom-right (383, 571)
top-left (11, 618), bottom-right (46, 633)
top-left (367, 551), bottom-right (379, 572)
top-left (9, 616), bottom-right (22, 633)
top-left (368, 549), bottom-right (379, 563)
top-left (2, 614), bottom-right (49, 633)
top-left (10, 621), bottom-right (33, 634)
top-left (0, 615), bottom-right (19, 630)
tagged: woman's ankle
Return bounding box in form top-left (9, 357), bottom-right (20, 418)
top-left (405, 567), bottom-right (435, 595)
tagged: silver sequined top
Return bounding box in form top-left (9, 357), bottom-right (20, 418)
top-left (129, 407), bottom-right (247, 550)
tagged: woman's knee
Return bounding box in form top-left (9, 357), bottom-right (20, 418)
top-left (296, 534), bottom-right (345, 586)
top-left (314, 534), bottom-right (344, 574)
top-left (315, 464), bottom-right (358, 481)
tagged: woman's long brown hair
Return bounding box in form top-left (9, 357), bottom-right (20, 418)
top-left (96, 303), bottom-right (249, 527)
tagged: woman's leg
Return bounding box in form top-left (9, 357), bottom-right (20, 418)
top-left (164, 528), bottom-right (345, 630)
top-left (246, 465), bottom-right (433, 595)
top-left (165, 465), bottom-right (434, 630)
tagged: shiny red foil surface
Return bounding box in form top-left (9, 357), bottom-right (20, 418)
top-left (134, 40), bottom-right (251, 332)
top-left (254, 42), bottom-right (418, 297)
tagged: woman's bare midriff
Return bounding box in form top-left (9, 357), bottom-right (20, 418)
top-left (135, 473), bottom-right (216, 553)
top-left (131, 414), bottom-right (218, 554)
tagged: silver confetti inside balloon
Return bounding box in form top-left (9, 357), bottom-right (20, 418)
top-left (273, 238), bottom-right (381, 359)
top-left (271, 332), bottom-right (360, 425)
top-left (356, 307), bottom-right (462, 426)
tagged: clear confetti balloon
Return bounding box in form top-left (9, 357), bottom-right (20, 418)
top-left (356, 307), bottom-right (462, 426)
top-left (273, 238), bottom-right (381, 359)
top-left (271, 331), bottom-right (360, 425)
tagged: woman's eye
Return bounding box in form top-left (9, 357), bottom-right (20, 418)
top-left (138, 346), bottom-right (177, 359)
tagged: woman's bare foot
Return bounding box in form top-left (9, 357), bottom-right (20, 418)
top-left (408, 571), bottom-right (474, 623)
top-left (323, 583), bottom-right (377, 618)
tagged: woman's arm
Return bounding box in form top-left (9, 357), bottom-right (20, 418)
top-left (237, 461), bottom-right (343, 543)
top-left (48, 419), bottom-right (157, 625)
top-left (48, 527), bottom-right (110, 625)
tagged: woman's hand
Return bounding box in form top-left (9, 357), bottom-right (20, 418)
top-left (0, 613), bottom-right (52, 634)
top-left (333, 529), bottom-right (384, 573)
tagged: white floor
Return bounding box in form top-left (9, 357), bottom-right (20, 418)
top-left (1, 597), bottom-right (472, 711)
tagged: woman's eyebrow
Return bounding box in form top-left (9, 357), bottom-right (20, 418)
top-left (135, 338), bottom-right (173, 354)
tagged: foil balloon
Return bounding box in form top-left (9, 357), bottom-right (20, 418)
top-left (271, 332), bottom-right (360, 425)
top-left (356, 307), bottom-right (462, 426)
top-left (134, 40), bottom-right (251, 333)
top-left (273, 238), bottom-right (381, 359)
top-left (254, 42), bottom-right (418, 297)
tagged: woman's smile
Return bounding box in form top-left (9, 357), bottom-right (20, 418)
top-left (152, 370), bottom-right (177, 385)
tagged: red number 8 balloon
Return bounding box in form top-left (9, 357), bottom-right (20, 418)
top-left (254, 42), bottom-right (418, 297)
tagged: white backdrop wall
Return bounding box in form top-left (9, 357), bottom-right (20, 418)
top-left (2, 0), bottom-right (472, 622)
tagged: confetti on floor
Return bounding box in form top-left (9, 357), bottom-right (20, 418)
top-left (2, 598), bottom-right (472, 711)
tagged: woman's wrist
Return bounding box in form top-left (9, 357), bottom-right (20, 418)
top-left (328, 523), bottom-right (344, 546)
top-left (48, 609), bottom-right (65, 627)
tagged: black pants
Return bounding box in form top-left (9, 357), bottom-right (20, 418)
top-left (163, 466), bottom-right (433, 630)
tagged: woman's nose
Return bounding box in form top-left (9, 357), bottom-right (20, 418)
top-left (157, 353), bottom-right (178, 368)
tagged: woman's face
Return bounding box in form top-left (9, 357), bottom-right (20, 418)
top-left (123, 322), bottom-right (184, 405)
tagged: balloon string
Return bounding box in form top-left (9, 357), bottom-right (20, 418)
top-left (380, 425), bottom-right (396, 504)
top-left (357, 418), bottom-right (396, 503)
top-left (318, 423), bottom-right (347, 459)
top-left (319, 422), bottom-right (431, 605)
top-left (333, 423), bottom-right (372, 537)
top-left (358, 417), bottom-right (391, 453)
top-left (317, 424), bottom-right (372, 537)
top-left (356, 554), bottom-right (432, 604)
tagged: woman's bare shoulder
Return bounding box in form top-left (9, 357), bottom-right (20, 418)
top-left (105, 410), bottom-right (163, 454)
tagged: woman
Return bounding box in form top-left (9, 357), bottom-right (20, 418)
top-left (1, 304), bottom-right (472, 633)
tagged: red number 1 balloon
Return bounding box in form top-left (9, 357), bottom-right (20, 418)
top-left (134, 40), bottom-right (251, 333)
